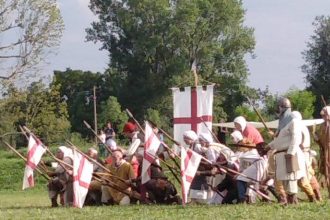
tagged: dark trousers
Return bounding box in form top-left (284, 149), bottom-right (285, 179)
top-left (237, 180), bottom-right (247, 202)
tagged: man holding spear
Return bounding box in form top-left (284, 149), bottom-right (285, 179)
top-left (47, 146), bottom-right (74, 207)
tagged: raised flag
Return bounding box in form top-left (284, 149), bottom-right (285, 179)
top-left (22, 136), bottom-right (46, 190)
top-left (172, 85), bottom-right (214, 152)
top-left (73, 149), bottom-right (93, 208)
top-left (181, 147), bottom-right (202, 205)
top-left (141, 122), bottom-right (161, 184)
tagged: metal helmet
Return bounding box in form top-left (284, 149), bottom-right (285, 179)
top-left (276, 97), bottom-right (291, 115)
top-left (278, 97), bottom-right (291, 108)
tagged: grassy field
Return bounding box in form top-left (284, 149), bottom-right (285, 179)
top-left (0, 189), bottom-right (329, 220)
top-left (0, 148), bottom-right (330, 219)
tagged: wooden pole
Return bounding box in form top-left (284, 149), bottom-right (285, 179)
top-left (125, 110), bottom-right (181, 184)
top-left (93, 86), bottom-right (98, 145)
top-left (83, 120), bottom-right (112, 155)
top-left (246, 97), bottom-right (273, 137)
top-left (66, 140), bottom-right (127, 184)
top-left (200, 117), bottom-right (221, 143)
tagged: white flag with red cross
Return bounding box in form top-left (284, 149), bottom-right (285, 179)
top-left (181, 147), bottom-right (202, 205)
top-left (73, 149), bottom-right (93, 208)
top-left (141, 121), bottom-right (161, 184)
top-left (22, 136), bottom-right (46, 190)
top-left (172, 85), bottom-right (214, 152)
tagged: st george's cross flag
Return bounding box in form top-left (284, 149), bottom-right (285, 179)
top-left (181, 147), bottom-right (202, 205)
top-left (22, 136), bottom-right (46, 190)
top-left (172, 85), bottom-right (214, 152)
top-left (141, 122), bottom-right (161, 184)
top-left (73, 149), bottom-right (93, 208)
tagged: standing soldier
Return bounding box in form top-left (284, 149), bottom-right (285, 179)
top-left (267, 98), bottom-right (305, 205)
top-left (314, 106), bottom-right (330, 199)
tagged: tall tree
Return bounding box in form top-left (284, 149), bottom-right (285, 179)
top-left (302, 16), bottom-right (330, 115)
top-left (0, 0), bottom-right (63, 80)
top-left (86, 0), bottom-right (255, 121)
top-left (0, 81), bottom-right (70, 144)
top-left (52, 69), bottom-right (120, 136)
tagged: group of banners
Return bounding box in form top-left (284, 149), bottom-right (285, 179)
top-left (22, 85), bottom-right (214, 207)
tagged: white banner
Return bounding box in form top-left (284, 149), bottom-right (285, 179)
top-left (172, 85), bottom-right (214, 152)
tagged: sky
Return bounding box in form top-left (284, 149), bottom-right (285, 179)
top-left (46, 0), bottom-right (330, 95)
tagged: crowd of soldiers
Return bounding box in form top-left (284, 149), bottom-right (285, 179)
top-left (45, 97), bottom-right (330, 207)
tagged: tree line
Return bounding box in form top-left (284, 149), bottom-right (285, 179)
top-left (0, 1), bottom-right (329, 146)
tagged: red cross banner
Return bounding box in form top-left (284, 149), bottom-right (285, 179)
top-left (172, 85), bottom-right (214, 152)
top-left (22, 136), bottom-right (46, 190)
top-left (73, 149), bottom-right (93, 208)
top-left (181, 147), bottom-right (202, 205)
top-left (141, 121), bottom-right (161, 184)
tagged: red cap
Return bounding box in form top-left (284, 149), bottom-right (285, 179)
top-left (123, 122), bottom-right (136, 133)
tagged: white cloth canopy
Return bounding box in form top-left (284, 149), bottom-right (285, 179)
top-left (213, 119), bottom-right (324, 129)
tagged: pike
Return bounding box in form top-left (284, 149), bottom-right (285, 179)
top-left (125, 109), bottom-right (181, 184)
top-left (147, 120), bottom-right (181, 169)
top-left (200, 117), bottom-right (221, 143)
top-left (321, 95), bottom-right (328, 107)
top-left (228, 143), bottom-right (257, 149)
top-left (206, 183), bottom-right (224, 199)
top-left (1, 140), bottom-right (50, 180)
top-left (246, 97), bottom-right (273, 137)
top-left (66, 140), bottom-right (128, 184)
top-left (92, 173), bottom-right (144, 202)
top-left (83, 120), bottom-right (112, 155)
top-left (201, 154), bottom-right (273, 202)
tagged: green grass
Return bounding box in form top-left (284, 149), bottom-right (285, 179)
top-left (0, 149), bottom-right (329, 219)
top-left (0, 190), bottom-right (329, 220)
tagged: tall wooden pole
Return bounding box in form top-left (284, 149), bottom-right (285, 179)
top-left (93, 86), bottom-right (98, 145)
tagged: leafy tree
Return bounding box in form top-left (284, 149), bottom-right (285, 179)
top-left (0, 0), bottom-right (63, 80)
top-left (0, 81), bottom-right (70, 145)
top-left (52, 69), bottom-right (114, 136)
top-left (86, 0), bottom-right (255, 123)
top-left (302, 16), bottom-right (330, 116)
top-left (285, 89), bottom-right (316, 119)
top-left (98, 96), bottom-right (128, 135)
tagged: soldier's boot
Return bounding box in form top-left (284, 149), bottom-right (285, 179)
top-left (279, 194), bottom-right (287, 206)
top-left (307, 194), bottom-right (317, 202)
top-left (313, 189), bottom-right (322, 201)
top-left (287, 194), bottom-right (298, 205)
top-left (51, 198), bottom-right (58, 207)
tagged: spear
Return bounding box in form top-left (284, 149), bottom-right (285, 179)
top-left (200, 117), bottom-right (221, 143)
top-left (147, 120), bottom-right (181, 169)
top-left (321, 95), bottom-right (327, 107)
top-left (125, 109), bottom-right (181, 184)
top-left (83, 120), bottom-right (112, 155)
top-left (228, 143), bottom-right (257, 149)
top-left (246, 97), bottom-right (273, 137)
top-left (66, 140), bottom-right (128, 184)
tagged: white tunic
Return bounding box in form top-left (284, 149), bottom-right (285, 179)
top-left (268, 118), bottom-right (305, 180)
